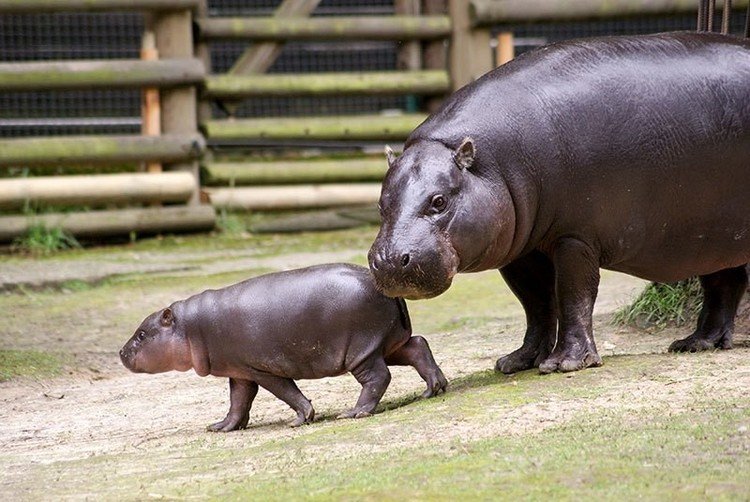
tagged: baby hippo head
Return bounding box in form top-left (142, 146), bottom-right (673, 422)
top-left (120, 307), bottom-right (191, 374)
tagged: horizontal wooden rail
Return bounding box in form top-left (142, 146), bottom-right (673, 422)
top-left (0, 205), bottom-right (215, 242)
top-left (469, 0), bottom-right (750, 26)
top-left (203, 114), bottom-right (427, 141)
top-left (0, 0), bottom-right (200, 13)
top-left (206, 184), bottom-right (382, 210)
top-left (203, 158), bottom-right (388, 185)
top-left (197, 15), bottom-right (452, 41)
top-left (0, 172), bottom-right (196, 209)
top-left (0, 59), bottom-right (204, 91)
top-left (0, 133), bottom-right (205, 166)
top-left (204, 70), bottom-right (449, 98)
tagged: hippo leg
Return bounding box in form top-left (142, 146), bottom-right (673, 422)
top-left (338, 356), bottom-right (391, 419)
top-left (385, 336), bottom-right (448, 397)
top-left (207, 378), bottom-right (259, 432)
top-left (669, 265), bottom-right (748, 352)
top-left (495, 251), bottom-right (557, 374)
top-left (254, 374), bottom-right (315, 427)
top-left (539, 239), bottom-right (603, 374)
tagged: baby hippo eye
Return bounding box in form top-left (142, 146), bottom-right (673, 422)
top-left (137, 331), bottom-right (146, 341)
top-left (430, 194), bottom-right (447, 213)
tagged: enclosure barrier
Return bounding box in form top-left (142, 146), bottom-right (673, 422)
top-left (206, 184), bottom-right (382, 211)
top-left (0, 0), bottom-right (200, 13)
top-left (203, 158), bottom-right (388, 186)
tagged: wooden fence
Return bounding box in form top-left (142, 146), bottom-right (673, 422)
top-left (1, 0), bottom-right (747, 241)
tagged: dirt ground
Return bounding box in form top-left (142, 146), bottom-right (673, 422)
top-left (1, 230), bottom-right (748, 499)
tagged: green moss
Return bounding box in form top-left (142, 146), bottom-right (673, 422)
top-left (0, 349), bottom-right (64, 381)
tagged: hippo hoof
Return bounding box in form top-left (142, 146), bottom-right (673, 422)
top-left (538, 351), bottom-right (602, 374)
top-left (206, 417), bottom-right (248, 433)
top-left (337, 409), bottom-right (373, 420)
top-left (668, 329), bottom-right (733, 353)
top-left (495, 352), bottom-right (535, 374)
top-left (422, 372), bottom-right (449, 398)
top-left (289, 404), bottom-right (315, 427)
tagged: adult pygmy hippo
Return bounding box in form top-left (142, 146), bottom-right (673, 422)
top-left (120, 264), bottom-right (447, 431)
top-left (369, 32), bottom-right (750, 374)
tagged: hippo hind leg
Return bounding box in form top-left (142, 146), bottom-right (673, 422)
top-left (207, 378), bottom-right (258, 432)
top-left (338, 355), bottom-right (391, 419)
top-left (669, 265), bottom-right (748, 353)
top-left (495, 251), bottom-right (557, 374)
top-left (385, 336), bottom-right (448, 397)
top-left (254, 374), bottom-right (314, 427)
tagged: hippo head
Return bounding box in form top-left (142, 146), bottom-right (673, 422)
top-left (120, 307), bottom-right (191, 374)
top-left (369, 137), bottom-right (515, 299)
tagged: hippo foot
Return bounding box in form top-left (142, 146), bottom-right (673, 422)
top-left (538, 345), bottom-right (602, 374)
top-left (421, 371), bottom-right (449, 398)
top-left (495, 346), bottom-right (550, 374)
top-left (290, 405), bottom-right (315, 427)
top-left (207, 414), bottom-right (249, 433)
top-left (337, 408), bottom-right (373, 420)
top-left (668, 328), bottom-right (733, 353)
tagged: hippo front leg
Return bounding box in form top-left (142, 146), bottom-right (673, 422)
top-left (208, 378), bottom-right (258, 432)
top-left (539, 238), bottom-right (603, 374)
top-left (254, 374), bottom-right (315, 427)
top-left (495, 252), bottom-right (557, 374)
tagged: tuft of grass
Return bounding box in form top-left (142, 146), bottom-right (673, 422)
top-left (12, 223), bottom-right (81, 256)
top-left (613, 278), bottom-right (703, 328)
top-left (0, 349), bottom-right (64, 381)
top-left (216, 209), bottom-right (247, 236)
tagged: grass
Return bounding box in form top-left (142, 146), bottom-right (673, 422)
top-left (11, 223), bottom-right (81, 256)
top-left (0, 349), bottom-right (64, 381)
top-left (613, 278), bottom-right (703, 329)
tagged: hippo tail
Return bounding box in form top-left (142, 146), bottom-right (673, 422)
top-left (396, 297), bottom-right (412, 335)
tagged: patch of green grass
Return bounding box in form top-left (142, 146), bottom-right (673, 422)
top-left (216, 209), bottom-right (247, 236)
top-left (11, 223), bottom-right (81, 256)
top-left (0, 349), bottom-right (64, 381)
top-left (613, 279), bottom-right (703, 329)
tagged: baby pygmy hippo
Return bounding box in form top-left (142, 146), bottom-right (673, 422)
top-left (120, 263), bottom-right (447, 431)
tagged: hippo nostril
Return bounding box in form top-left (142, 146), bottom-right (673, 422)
top-left (401, 253), bottom-right (410, 267)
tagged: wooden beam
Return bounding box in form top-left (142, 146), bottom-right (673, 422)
top-left (207, 184), bottom-right (382, 210)
top-left (0, 0), bottom-right (200, 13)
top-left (203, 114), bottom-right (427, 141)
top-left (203, 158), bottom-right (388, 185)
top-left (422, 0), bottom-right (449, 112)
top-left (204, 70), bottom-right (450, 98)
top-left (496, 32), bottom-right (514, 66)
top-left (0, 58), bottom-right (204, 91)
top-left (449, 0), bottom-right (493, 90)
top-left (469, 0), bottom-right (749, 26)
top-left (0, 172), bottom-right (196, 209)
top-left (0, 205), bottom-right (216, 242)
top-left (0, 134), bottom-right (204, 166)
top-left (197, 15), bottom-right (452, 41)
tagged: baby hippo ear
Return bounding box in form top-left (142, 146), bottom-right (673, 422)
top-left (453, 137), bottom-right (476, 170)
top-left (161, 308), bottom-right (174, 327)
top-left (384, 145), bottom-right (397, 167)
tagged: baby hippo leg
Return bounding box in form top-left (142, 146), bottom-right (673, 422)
top-left (207, 378), bottom-right (258, 432)
top-left (254, 374), bottom-right (315, 427)
top-left (338, 355), bottom-right (391, 419)
top-left (385, 336), bottom-right (448, 397)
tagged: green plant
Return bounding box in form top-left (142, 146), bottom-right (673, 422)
top-left (12, 223), bottom-right (81, 255)
top-left (216, 209), bottom-right (246, 235)
top-left (612, 278), bottom-right (703, 328)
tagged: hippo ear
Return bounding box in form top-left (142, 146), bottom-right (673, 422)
top-left (160, 308), bottom-right (174, 327)
top-left (453, 137), bottom-right (476, 170)
top-left (384, 145), bottom-right (396, 167)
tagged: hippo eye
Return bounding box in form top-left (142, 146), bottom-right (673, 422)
top-left (430, 194), bottom-right (447, 213)
top-left (137, 331), bottom-right (146, 341)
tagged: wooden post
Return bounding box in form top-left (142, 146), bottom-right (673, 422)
top-left (195, 0), bottom-right (213, 126)
top-left (141, 30), bottom-right (162, 173)
top-left (496, 32), bottom-right (514, 66)
top-left (448, 0), bottom-right (492, 91)
top-left (396, 0), bottom-right (422, 114)
top-left (152, 8), bottom-right (200, 205)
top-left (422, 0), bottom-right (448, 112)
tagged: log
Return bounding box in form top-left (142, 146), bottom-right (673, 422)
top-left (204, 70), bottom-right (450, 98)
top-left (0, 0), bottom-right (200, 12)
top-left (449, 0), bottom-right (493, 90)
top-left (0, 134), bottom-right (205, 167)
top-left (203, 114), bottom-right (427, 141)
top-left (206, 183), bottom-right (382, 210)
top-left (468, 0), bottom-right (749, 26)
top-left (197, 15), bottom-right (452, 41)
top-left (0, 172), bottom-right (196, 209)
top-left (203, 158), bottom-right (388, 185)
top-left (0, 205), bottom-right (216, 242)
top-left (0, 59), bottom-right (204, 91)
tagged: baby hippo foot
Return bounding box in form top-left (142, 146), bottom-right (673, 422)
top-left (337, 407), bottom-right (373, 420)
top-left (422, 371), bottom-right (448, 398)
top-left (538, 340), bottom-right (602, 374)
top-left (207, 413), bottom-right (249, 432)
top-left (495, 344), bottom-right (552, 374)
top-left (669, 328), bottom-right (733, 353)
top-left (290, 402), bottom-right (315, 427)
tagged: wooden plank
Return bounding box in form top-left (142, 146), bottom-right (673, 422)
top-left (469, 0), bottom-right (749, 26)
top-left (449, 0), bottom-right (493, 90)
top-left (204, 70), bottom-right (450, 98)
top-left (0, 205), bottom-right (216, 242)
top-left (496, 32), bottom-right (514, 66)
top-left (203, 113), bottom-right (427, 141)
top-left (422, 0), bottom-right (449, 112)
top-left (196, 15), bottom-right (452, 41)
top-left (0, 58), bottom-right (204, 91)
top-left (204, 158), bottom-right (387, 185)
top-left (140, 30), bottom-right (162, 174)
top-left (0, 0), bottom-right (200, 13)
top-left (207, 183), bottom-right (382, 210)
top-left (0, 134), bottom-right (204, 166)
top-left (0, 172), bottom-right (196, 209)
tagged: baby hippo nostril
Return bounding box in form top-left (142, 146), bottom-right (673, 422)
top-left (400, 253), bottom-right (410, 267)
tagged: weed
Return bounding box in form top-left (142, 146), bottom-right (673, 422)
top-left (216, 209), bottom-right (246, 235)
top-left (12, 223), bottom-right (81, 256)
top-left (612, 278), bottom-right (702, 328)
